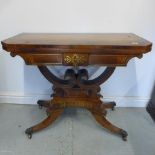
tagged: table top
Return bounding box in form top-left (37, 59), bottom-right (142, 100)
top-left (1, 33), bottom-right (152, 66)
top-left (2, 33), bottom-right (152, 51)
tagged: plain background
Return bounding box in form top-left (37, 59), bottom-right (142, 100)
top-left (0, 0), bottom-right (155, 107)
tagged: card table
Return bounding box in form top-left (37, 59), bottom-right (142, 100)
top-left (1, 33), bottom-right (152, 141)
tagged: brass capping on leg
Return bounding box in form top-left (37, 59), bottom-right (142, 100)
top-left (120, 129), bottom-right (128, 141)
top-left (25, 127), bottom-right (33, 139)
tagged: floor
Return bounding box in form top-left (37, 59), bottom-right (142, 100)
top-left (0, 104), bottom-right (155, 155)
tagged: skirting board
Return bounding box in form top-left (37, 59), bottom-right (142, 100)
top-left (0, 92), bottom-right (149, 107)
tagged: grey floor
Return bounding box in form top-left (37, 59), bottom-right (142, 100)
top-left (0, 104), bottom-right (155, 155)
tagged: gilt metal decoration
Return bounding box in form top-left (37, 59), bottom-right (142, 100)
top-left (64, 54), bottom-right (87, 67)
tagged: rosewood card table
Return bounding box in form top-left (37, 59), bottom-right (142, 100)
top-left (1, 33), bottom-right (152, 141)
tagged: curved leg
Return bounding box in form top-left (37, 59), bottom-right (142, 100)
top-left (38, 66), bottom-right (115, 88)
top-left (37, 66), bottom-right (72, 86)
top-left (25, 109), bottom-right (64, 139)
top-left (80, 67), bottom-right (116, 86)
top-left (90, 110), bottom-right (128, 141)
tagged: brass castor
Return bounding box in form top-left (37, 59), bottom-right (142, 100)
top-left (37, 100), bottom-right (44, 109)
top-left (111, 102), bottom-right (116, 110)
top-left (25, 128), bottom-right (33, 139)
top-left (120, 129), bottom-right (128, 141)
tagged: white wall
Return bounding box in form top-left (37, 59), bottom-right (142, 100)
top-left (0, 0), bottom-right (155, 106)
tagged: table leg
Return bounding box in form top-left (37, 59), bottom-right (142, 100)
top-left (25, 109), bottom-right (64, 139)
top-left (90, 110), bottom-right (128, 141)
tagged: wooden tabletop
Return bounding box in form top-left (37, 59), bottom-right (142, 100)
top-left (1, 33), bottom-right (152, 66)
top-left (2, 33), bottom-right (152, 50)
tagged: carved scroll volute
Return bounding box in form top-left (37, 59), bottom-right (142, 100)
top-left (64, 53), bottom-right (88, 67)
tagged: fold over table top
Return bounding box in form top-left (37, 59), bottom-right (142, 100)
top-left (1, 33), bottom-right (152, 66)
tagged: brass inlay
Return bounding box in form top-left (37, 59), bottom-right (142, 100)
top-left (64, 54), bottom-right (87, 67)
top-left (53, 100), bottom-right (93, 109)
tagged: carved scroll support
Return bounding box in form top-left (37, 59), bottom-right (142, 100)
top-left (37, 66), bottom-right (116, 88)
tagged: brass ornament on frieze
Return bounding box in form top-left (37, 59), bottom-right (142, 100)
top-left (64, 54), bottom-right (88, 67)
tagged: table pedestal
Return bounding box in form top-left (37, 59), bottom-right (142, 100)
top-left (25, 66), bottom-right (128, 141)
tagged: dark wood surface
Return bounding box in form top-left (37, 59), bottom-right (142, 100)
top-left (1, 33), bottom-right (151, 48)
top-left (1, 33), bottom-right (152, 141)
top-left (1, 33), bottom-right (152, 66)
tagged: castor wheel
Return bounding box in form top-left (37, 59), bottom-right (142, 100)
top-left (39, 105), bottom-right (43, 109)
top-left (111, 102), bottom-right (116, 111)
top-left (25, 128), bottom-right (33, 139)
top-left (112, 106), bottom-right (115, 111)
top-left (120, 129), bottom-right (128, 141)
top-left (27, 133), bottom-right (32, 139)
top-left (37, 101), bottom-right (43, 109)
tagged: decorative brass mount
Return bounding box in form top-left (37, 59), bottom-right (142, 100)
top-left (64, 54), bottom-right (88, 67)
